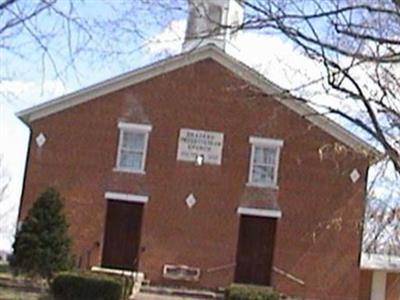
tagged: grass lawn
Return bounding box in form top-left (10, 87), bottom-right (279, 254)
top-left (0, 286), bottom-right (51, 300)
top-left (0, 264), bottom-right (10, 273)
top-left (0, 264), bottom-right (52, 300)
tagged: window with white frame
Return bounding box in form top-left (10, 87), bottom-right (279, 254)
top-left (115, 122), bottom-right (152, 173)
top-left (248, 137), bottom-right (283, 187)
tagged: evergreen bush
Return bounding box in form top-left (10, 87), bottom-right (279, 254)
top-left (9, 187), bottom-right (72, 279)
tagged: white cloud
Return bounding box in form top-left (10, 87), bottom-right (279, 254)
top-left (145, 20), bottom-right (324, 89)
top-left (234, 33), bottom-right (323, 90)
top-left (145, 21), bottom-right (336, 109)
top-left (147, 19), bottom-right (187, 58)
top-left (0, 102), bottom-right (30, 251)
top-left (0, 80), bottom-right (66, 111)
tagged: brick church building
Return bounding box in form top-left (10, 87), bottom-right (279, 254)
top-left (17, 0), bottom-right (398, 299)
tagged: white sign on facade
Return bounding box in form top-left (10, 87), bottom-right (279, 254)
top-left (177, 128), bottom-right (224, 165)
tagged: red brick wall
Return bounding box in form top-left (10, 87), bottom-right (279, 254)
top-left (386, 273), bottom-right (400, 300)
top-left (21, 58), bottom-right (370, 299)
top-left (358, 270), bottom-right (372, 300)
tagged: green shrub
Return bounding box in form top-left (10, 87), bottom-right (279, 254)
top-left (0, 264), bottom-right (10, 274)
top-left (225, 284), bottom-right (280, 300)
top-left (10, 187), bottom-right (72, 280)
top-left (51, 272), bottom-right (123, 300)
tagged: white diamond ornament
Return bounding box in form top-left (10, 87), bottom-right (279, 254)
top-left (350, 169), bottom-right (360, 183)
top-left (185, 193), bottom-right (197, 208)
top-left (36, 133), bottom-right (46, 147)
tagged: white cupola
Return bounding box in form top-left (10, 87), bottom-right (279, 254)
top-left (182, 0), bottom-right (244, 52)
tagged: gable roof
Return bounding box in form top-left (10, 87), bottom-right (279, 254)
top-left (18, 45), bottom-right (381, 159)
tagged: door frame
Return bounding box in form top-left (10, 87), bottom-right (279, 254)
top-left (101, 191), bottom-right (148, 270)
top-left (234, 206), bottom-right (281, 285)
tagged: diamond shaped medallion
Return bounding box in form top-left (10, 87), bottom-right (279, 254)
top-left (35, 133), bottom-right (46, 147)
top-left (185, 193), bottom-right (197, 208)
top-left (350, 169), bottom-right (360, 183)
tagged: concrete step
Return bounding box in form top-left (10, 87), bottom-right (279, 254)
top-left (140, 286), bottom-right (224, 299)
top-left (91, 266), bottom-right (144, 299)
top-left (135, 292), bottom-right (212, 300)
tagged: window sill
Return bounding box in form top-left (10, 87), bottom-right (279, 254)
top-left (246, 182), bottom-right (279, 189)
top-left (113, 167), bottom-right (146, 175)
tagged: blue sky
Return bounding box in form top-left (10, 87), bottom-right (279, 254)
top-left (1, 1), bottom-right (187, 252)
top-left (0, 0), bottom-right (398, 252)
top-left (1, 0), bottom-right (188, 111)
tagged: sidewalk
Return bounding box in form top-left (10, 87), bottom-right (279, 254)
top-left (136, 292), bottom-right (208, 300)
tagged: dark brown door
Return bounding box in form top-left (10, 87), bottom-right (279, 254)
top-left (234, 215), bottom-right (277, 285)
top-left (101, 200), bottom-right (143, 271)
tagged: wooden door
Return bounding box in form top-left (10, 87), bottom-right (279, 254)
top-left (101, 200), bottom-right (143, 271)
top-left (234, 215), bottom-right (276, 285)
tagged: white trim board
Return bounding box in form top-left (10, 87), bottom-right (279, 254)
top-left (249, 136), bottom-right (284, 147)
top-left (237, 206), bottom-right (282, 218)
top-left (118, 122), bottom-right (152, 132)
top-left (248, 137), bottom-right (283, 188)
top-left (104, 191), bottom-right (149, 203)
top-left (91, 266), bottom-right (145, 280)
top-left (115, 122), bottom-right (151, 174)
top-left (18, 45), bottom-right (381, 159)
top-left (371, 271), bottom-right (386, 300)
